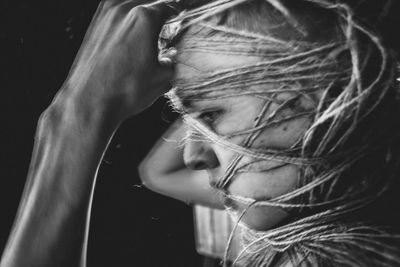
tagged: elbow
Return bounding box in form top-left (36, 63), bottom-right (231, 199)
top-left (137, 162), bottom-right (158, 192)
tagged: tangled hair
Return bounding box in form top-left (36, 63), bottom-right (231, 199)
top-left (161, 0), bottom-right (400, 266)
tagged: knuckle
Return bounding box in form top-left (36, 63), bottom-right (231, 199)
top-left (134, 5), bottom-right (152, 17)
top-left (102, 0), bottom-right (119, 9)
top-left (105, 0), bottom-right (136, 15)
top-left (130, 5), bottom-right (154, 25)
top-left (99, 0), bottom-right (112, 10)
top-left (98, 1), bottom-right (120, 18)
top-left (113, 3), bottom-right (128, 16)
top-left (115, 2), bottom-right (133, 14)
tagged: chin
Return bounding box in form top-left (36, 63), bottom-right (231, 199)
top-left (228, 202), bottom-right (290, 231)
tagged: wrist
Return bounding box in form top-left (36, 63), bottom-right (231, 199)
top-left (36, 88), bottom-right (119, 206)
top-left (72, 81), bottom-right (149, 122)
top-left (52, 82), bottom-right (128, 129)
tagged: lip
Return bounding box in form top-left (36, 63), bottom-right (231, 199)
top-left (206, 169), bottom-right (222, 188)
top-left (205, 170), bottom-right (240, 210)
top-left (223, 196), bottom-right (238, 210)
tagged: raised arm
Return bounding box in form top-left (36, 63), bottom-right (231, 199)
top-left (0, 1), bottom-right (175, 266)
top-left (139, 119), bottom-right (224, 209)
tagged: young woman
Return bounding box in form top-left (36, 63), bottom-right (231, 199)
top-left (1, 0), bottom-right (400, 266)
top-left (142, 0), bottom-right (400, 266)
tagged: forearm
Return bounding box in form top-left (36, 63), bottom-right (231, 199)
top-left (140, 119), bottom-right (186, 179)
top-left (0, 94), bottom-right (119, 267)
top-left (0, 1), bottom-right (177, 265)
top-left (138, 120), bottom-right (224, 209)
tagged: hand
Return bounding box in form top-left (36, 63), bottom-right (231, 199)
top-left (60, 0), bottom-right (178, 121)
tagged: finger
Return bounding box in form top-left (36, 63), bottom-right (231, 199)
top-left (157, 68), bottom-right (175, 95)
top-left (126, 1), bottom-right (181, 60)
top-left (116, 0), bottom-right (180, 17)
top-left (156, 62), bottom-right (175, 83)
top-left (142, 0), bottom-right (181, 24)
top-left (103, 0), bottom-right (147, 9)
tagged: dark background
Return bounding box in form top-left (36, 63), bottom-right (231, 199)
top-left (0, 0), bottom-right (202, 266)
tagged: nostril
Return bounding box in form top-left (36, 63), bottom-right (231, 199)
top-left (209, 180), bottom-right (218, 189)
top-left (183, 141), bottom-right (220, 170)
top-left (192, 161), bottom-right (207, 170)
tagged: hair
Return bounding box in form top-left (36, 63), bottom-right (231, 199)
top-left (162, 0), bottom-right (400, 266)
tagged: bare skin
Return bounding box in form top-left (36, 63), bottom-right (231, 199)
top-left (139, 2), bottom-right (334, 233)
top-left (140, 119), bottom-right (226, 208)
top-left (140, 47), bottom-right (317, 232)
top-left (0, 0), bottom-right (334, 266)
top-left (0, 1), bottom-right (176, 266)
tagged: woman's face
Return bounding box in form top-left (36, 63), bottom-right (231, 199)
top-left (174, 47), bottom-right (317, 231)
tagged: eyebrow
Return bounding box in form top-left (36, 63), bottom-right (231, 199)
top-left (172, 96), bottom-right (197, 114)
top-left (181, 99), bottom-right (196, 111)
top-left (170, 100), bottom-right (195, 116)
top-left (175, 60), bottom-right (205, 73)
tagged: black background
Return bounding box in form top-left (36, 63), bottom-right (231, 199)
top-left (0, 0), bottom-right (202, 266)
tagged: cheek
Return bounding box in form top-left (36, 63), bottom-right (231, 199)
top-left (214, 98), bottom-right (264, 135)
top-left (225, 165), bottom-right (299, 230)
top-left (228, 164), bottom-right (299, 199)
top-left (230, 204), bottom-right (290, 231)
top-left (253, 117), bottom-right (311, 149)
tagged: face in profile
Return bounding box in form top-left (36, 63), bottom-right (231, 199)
top-left (172, 34), bottom-right (320, 231)
top-left (161, 1), bottom-right (400, 266)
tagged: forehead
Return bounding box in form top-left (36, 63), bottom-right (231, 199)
top-left (168, 20), bottom-right (300, 109)
top-left (174, 50), bottom-right (262, 81)
top-left (169, 23), bottom-right (345, 114)
top-left (172, 45), bottom-right (271, 112)
top-left (171, 49), bottom-right (305, 115)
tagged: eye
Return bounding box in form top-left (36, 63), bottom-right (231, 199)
top-left (197, 110), bottom-right (223, 127)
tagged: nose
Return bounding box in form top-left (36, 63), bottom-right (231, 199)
top-left (183, 140), bottom-right (219, 170)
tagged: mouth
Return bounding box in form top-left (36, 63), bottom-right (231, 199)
top-left (206, 169), bottom-right (222, 188)
top-left (223, 195), bottom-right (238, 209)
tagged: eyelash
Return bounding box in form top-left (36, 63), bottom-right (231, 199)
top-left (197, 110), bottom-right (223, 127)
